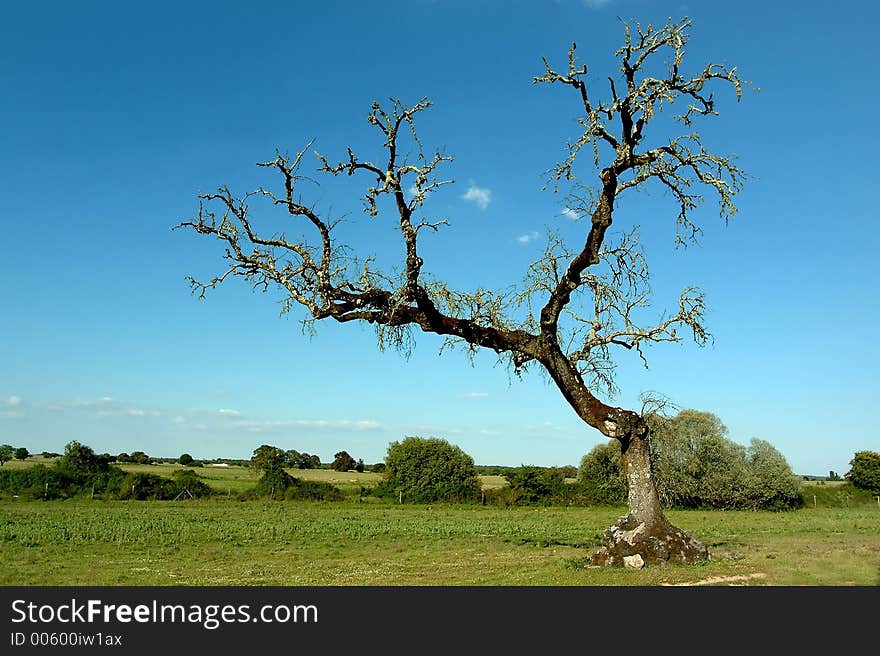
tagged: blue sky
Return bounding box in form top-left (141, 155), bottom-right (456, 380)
top-left (1, 0), bottom-right (877, 475)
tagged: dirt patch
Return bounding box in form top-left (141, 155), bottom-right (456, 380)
top-left (662, 573), bottom-right (767, 586)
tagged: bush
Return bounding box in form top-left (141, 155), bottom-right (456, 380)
top-left (578, 441), bottom-right (627, 505)
top-left (249, 468), bottom-right (342, 501)
top-left (57, 441), bottom-right (111, 478)
top-left (283, 479), bottom-right (344, 501)
top-left (331, 451), bottom-right (357, 472)
top-left (117, 472), bottom-right (176, 500)
top-left (178, 453), bottom-right (194, 466)
top-left (743, 439), bottom-right (804, 510)
top-left (846, 451), bottom-right (880, 493)
top-left (0, 465), bottom-right (75, 499)
top-left (576, 410), bottom-right (804, 511)
top-left (251, 445), bottom-right (286, 475)
top-left (650, 410), bottom-right (802, 510)
top-left (292, 452), bottom-right (321, 469)
top-left (14, 447), bottom-right (29, 460)
top-left (377, 436), bottom-right (481, 503)
top-left (504, 466), bottom-right (566, 504)
top-left (129, 451), bottom-right (150, 465)
top-left (170, 469), bottom-right (212, 498)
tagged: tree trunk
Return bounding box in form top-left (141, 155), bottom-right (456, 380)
top-left (591, 427), bottom-right (710, 568)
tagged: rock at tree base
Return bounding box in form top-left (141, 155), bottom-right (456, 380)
top-left (591, 514), bottom-right (710, 567)
top-left (623, 554), bottom-right (645, 569)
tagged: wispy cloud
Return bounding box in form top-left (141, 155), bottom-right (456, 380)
top-left (561, 207), bottom-right (579, 220)
top-left (218, 408), bottom-right (240, 416)
top-left (127, 409), bottom-right (145, 416)
top-left (462, 392), bottom-right (490, 398)
top-left (461, 184), bottom-right (491, 209)
top-left (478, 428), bottom-right (499, 436)
top-left (228, 417), bottom-right (381, 434)
top-left (5, 395), bottom-right (22, 406)
top-left (517, 231), bottom-right (539, 244)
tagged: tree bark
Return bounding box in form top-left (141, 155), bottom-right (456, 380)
top-left (591, 425), bottom-right (709, 567)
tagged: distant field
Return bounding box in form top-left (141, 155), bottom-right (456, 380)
top-left (1, 499), bottom-right (877, 585)
top-left (0, 459), bottom-right (504, 495)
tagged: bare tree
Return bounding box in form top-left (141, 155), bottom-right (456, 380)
top-left (177, 17), bottom-right (746, 566)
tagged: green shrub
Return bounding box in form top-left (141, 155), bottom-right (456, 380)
top-left (0, 465), bottom-right (74, 499)
top-left (117, 472), bottom-right (176, 500)
top-left (650, 410), bottom-right (802, 510)
top-left (248, 468), bottom-right (342, 501)
top-left (578, 441), bottom-right (627, 505)
top-left (377, 436), bottom-right (481, 503)
top-left (846, 451), bottom-right (880, 493)
top-left (283, 479), bottom-right (344, 501)
top-left (504, 466), bottom-right (566, 504)
top-left (170, 469), bottom-right (213, 498)
top-left (577, 410), bottom-right (804, 511)
top-left (331, 451), bottom-right (356, 472)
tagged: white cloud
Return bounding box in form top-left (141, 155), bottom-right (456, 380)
top-left (230, 418), bottom-right (381, 434)
top-left (173, 416), bottom-right (187, 424)
top-left (478, 429), bottom-right (499, 436)
top-left (218, 408), bottom-right (240, 415)
top-left (517, 231), bottom-right (539, 244)
top-left (561, 207), bottom-right (579, 220)
top-left (5, 395), bottom-right (22, 406)
top-left (407, 183), bottom-right (419, 196)
top-left (127, 409), bottom-right (145, 416)
top-left (461, 184), bottom-right (491, 209)
top-left (462, 392), bottom-right (490, 398)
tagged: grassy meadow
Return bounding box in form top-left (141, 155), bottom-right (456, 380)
top-left (1, 458), bottom-right (878, 586)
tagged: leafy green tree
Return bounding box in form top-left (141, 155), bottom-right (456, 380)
top-left (293, 452), bottom-right (320, 469)
top-left (284, 449), bottom-right (302, 468)
top-left (129, 451), bottom-right (150, 465)
top-left (578, 441), bottom-right (627, 505)
top-left (355, 458), bottom-right (365, 473)
top-left (331, 450), bottom-right (356, 472)
top-left (14, 447), bottom-right (29, 460)
top-left (828, 471), bottom-right (841, 481)
top-left (58, 441), bottom-right (109, 477)
top-left (649, 410), bottom-right (801, 510)
top-left (178, 453), bottom-right (194, 466)
top-left (116, 452), bottom-right (131, 463)
top-left (0, 444), bottom-right (14, 466)
top-left (846, 451), bottom-right (880, 493)
top-left (250, 444), bottom-right (287, 474)
top-left (743, 438), bottom-right (803, 510)
top-left (380, 437), bottom-right (480, 503)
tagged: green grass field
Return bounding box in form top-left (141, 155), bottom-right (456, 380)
top-left (1, 498), bottom-right (878, 586)
top-left (2, 458), bottom-right (878, 586)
